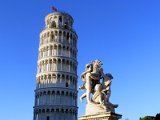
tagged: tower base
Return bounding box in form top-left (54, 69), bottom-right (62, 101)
top-left (79, 112), bottom-right (122, 120)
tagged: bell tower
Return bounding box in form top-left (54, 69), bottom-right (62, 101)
top-left (33, 10), bottom-right (78, 120)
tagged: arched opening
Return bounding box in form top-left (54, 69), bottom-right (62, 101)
top-left (57, 59), bottom-right (61, 70)
top-left (50, 21), bottom-right (56, 28)
top-left (58, 45), bottom-right (61, 55)
top-left (62, 59), bottom-right (65, 70)
top-left (51, 32), bottom-right (54, 42)
top-left (66, 82), bottom-right (69, 87)
top-left (46, 116), bottom-right (50, 120)
top-left (59, 16), bottom-right (62, 22)
top-left (59, 31), bottom-right (62, 42)
top-left (64, 22), bottom-right (68, 29)
top-left (67, 33), bottom-right (70, 43)
top-left (57, 91), bottom-right (60, 95)
top-left (47, 91), bottom-right (50, 95)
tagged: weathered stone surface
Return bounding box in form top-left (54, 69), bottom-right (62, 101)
top-left (86, 102), bottom-right (107, 115)
top-left (79, 112), bottom-right (122, 120)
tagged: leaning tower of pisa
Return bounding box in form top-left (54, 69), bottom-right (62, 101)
top-left (33, 11), bottom-right (78, 120)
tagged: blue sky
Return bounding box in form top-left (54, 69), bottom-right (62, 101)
top-left (0, 0), bottom-right (160, 120)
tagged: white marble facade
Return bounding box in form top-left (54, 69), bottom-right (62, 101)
top-left (33, 11), bottom-right (78, 120)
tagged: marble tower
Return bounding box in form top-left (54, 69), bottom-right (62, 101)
top-left (33, 11), bottom-right (78, 120)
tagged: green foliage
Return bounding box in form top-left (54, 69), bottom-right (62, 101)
top-left (141, 116), bottom-right (154, 120)
top-left (155, 113), bottom-right (160, 120)
top-left (140, 113), bottom-right (160, 120)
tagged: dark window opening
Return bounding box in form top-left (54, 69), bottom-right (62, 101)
top-left (64, 22), bottom-right (68, 29)
top-left (47, 116), bottom-right (50, 120)
top-left (66, 82), bottom-right (69, 87)
top-left (67, 34), bottom-right (69, 41)
top-left (50, 21), bottom-right (56, 28)
top-left (59, 16), bottom-right (62, 22)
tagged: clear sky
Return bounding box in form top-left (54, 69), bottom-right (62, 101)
top-left (0, 0), bottom-right (160, 120)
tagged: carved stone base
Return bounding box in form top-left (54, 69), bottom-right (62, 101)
top-left (85, 102), bottom-right (116, 115)
top-left (79, 112), bottom-right (122, 120)
top-left (86, 102), bottom-right (107, 115)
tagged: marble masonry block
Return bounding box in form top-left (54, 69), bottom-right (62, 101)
top-left (79, 112), bottom-right (122, 120)
top-left (85, 102), bottom-right (107, 115)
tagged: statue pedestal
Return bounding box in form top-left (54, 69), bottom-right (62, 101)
top-left (79, 103), bottom-right (122, 120)
top-left (79, 112), bottom-right (122, 120)
top-left (85, 102), bottom-right (107, 115)
top-left (85, 102), bottom-right (116, 115)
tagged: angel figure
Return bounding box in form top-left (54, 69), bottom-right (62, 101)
top-left (79, 59), bottom-right (104, 103)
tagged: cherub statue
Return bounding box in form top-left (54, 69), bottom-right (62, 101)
top-left (79, 59), bottom-right (104, 103)
top-left (91, 82), bottom-right (118, 112)
top-left (102, 73), bottom-right (113, 103)
top-left (91, 84), bottom-right (106, 105)
top-left (79, 60), bottom-right (119, 113)
top-left (101, 73), bottom-right (118, 112)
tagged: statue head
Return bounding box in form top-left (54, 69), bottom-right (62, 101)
top-left (92, 59), bottom-right (103, 68)
top-left (105, 73), bottom-right (113, 79)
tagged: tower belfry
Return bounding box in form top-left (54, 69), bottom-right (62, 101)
top-left (33, 10), bottom-right (78, 120)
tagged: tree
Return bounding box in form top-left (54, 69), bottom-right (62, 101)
top-left (155, 113), bottom-right (160, 120)
top-left (140, 116), bottom-right (154, 120)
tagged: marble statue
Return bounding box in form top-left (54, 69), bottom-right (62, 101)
top-left (91, 84), bottom-right (106, 106)
top-left (79, 60), bottom-right (118, 113)
top-left (80, 59), bottom-right (104, 103)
